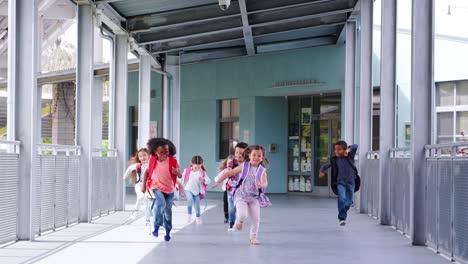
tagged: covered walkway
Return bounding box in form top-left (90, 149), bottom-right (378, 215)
top-left (0, 195), bottom-right (449, 264)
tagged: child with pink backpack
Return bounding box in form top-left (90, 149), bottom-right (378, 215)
top-left (213, 145), bottom-right (271, 245)
top-left (182, 156), bottom-right (211, 224)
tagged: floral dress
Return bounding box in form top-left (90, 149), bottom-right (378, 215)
top-left (235, 166), bottom-right (260, 205)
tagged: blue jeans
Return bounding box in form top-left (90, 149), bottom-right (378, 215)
top-left (152, 189), bottom-right (175, 231)
top-left (337, 181), bottom-right (355, 221)
top-left (186, 191), bottom-right (201, 217)
top-left (227, 192), bottom-right (236, 226)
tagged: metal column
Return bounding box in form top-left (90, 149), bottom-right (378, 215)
top-left (162, 65), bottom-right (171, 140)
top-left (344, 21), bottom-right (356, 144)
top-left (358, 0), bottom-right (373, 213)
top-left (379, 0), bottom-right (397, 225)
top-left (76, 3), bottom-right (95, 223)
top-left (93, 77), bottom-right (103, 148)
top-left (166, 56), bottom-right (180, 149)
top-left (410, 0), bottom-right (433, 245)
top-left (138, 55), bottom-right (151, 148)
top-left (114, 34), bottom-right (128, 211)
top-left (9, 0), bottom-right (39, 240)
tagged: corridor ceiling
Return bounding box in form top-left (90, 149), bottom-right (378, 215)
top-left (96, 0), bottom-right (359, 64)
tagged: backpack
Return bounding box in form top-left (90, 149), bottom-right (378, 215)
top-left (233, 161), bottom-right (272, 208)
top-left (183, 167), bottom-right (208, 200)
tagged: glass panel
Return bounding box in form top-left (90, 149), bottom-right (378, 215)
top-left (288, 97), bottom-right (300, 172)
top-left (437, 112), bottom-right (454, 143)
top-left (456, 112), bottom-right (468, 137)
top-left (231, 99), bottom-right (240, 117)
top-left (221, 100), bottom-right (230, 118)
top-left (102, 76), bottom-right (110, 148)
top-left (438, 83), bottom-right (454, 106)
top-left (220, 122), bottom-right (232, 159)
top-left (372, 0), bottom-right (382, 93)
top-left (314, 120), bottom-right (329, 187)
top-left (396, 0), bottom-right (412, 148)
top-left (232, 121), bottom-right (239, 141)
top-left (456, 81), bottom-right (468, 105)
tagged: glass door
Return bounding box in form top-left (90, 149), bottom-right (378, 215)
top-left (288, 93), bottom-right (341, 196)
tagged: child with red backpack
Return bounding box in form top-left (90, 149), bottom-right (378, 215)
top-left (214, 145), bottom-right (271, 245)
top-left (182, 156), bottom-right (211, 225)
top-left (122, 148), bottom-right (150, 220)
top-left (142, 138), bottom-right (184, 242)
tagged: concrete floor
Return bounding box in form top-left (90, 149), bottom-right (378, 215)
top-left (0, 194), bottom-right (450, 264)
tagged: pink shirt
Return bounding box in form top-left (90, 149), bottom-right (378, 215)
top-left (150, 159), bottom-right (174, 193)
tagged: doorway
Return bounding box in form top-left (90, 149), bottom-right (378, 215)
top-left (287, 93), bottom-right (341, 196)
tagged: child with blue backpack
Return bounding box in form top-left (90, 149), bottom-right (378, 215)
top-left (182, 155), bottom-right (211, 225)
top-left (214, 145), bottom-right (271, 245)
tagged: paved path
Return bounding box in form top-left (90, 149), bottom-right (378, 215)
top-left (0, 194), bottom-right (449, 264)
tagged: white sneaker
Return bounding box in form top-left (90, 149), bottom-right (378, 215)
top-left (187, 215), bottom-right (192, 223)
top-left (130, 212), bottom-right (137, 219)
top-left (196, 217), bottom-right (202, 225)
top-left (227, 228), bottom-right (234, 232)
top-left (339, 220), bottom-right (346, 226)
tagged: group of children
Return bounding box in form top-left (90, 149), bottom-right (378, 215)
top-left (123, 137), bottom-right (360, 245)
top-left (123, 139), bottom-right (270, 245)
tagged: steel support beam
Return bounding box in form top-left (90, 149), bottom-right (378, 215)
top-left (162, 63), bottom-right (171, 139)
top-left (379, 0), bottom-right (396, 226)
top-left (114, 34), bottom-right (128, 211)
top-left (344, 21), bottom-right (356, 144)
top-left (9, 0), bottom-right (39, 240)
top-left (358, 0), bottom-right (373, 214)
top-left (239, 0), bottom-right (255, 55)
top-left (138, 55), bottom-right (151, 149)
top-left (410, 0), bottom-right (433, 246)
top-left (76, 3), bottom-right (95, 223)
top-left (256, 36), bottom-right (335, 53)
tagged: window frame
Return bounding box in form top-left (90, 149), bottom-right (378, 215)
top-left (218, 98), bottom-right (240, 160)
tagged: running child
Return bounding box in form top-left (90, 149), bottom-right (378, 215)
top-left (215, 155), bottom-right (235, 225)
top-left (122, 148), bottom-right (150, 220)
top-left (214, 145), bottom-right (271, 245)
top-left (142, 138), bottom-right (184, 242)
top-left (319, 141), bottom-right (360, 226)
top-left (182, 156), bottom-right (211, 224)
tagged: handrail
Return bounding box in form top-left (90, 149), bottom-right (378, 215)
top-left (425, 142), bottom-right (468, 158)
top-left (92, 148), bottom-right (118, 157)
top-left (0, 140), bottom-right (21, 154)
top-left (390, 148), bottom-right (411, 158)
top-left (37, 144), bottom-right (81, 156)
top-left (366, 151), bottom-right (380, 159)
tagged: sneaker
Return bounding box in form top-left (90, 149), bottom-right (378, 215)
top-left (339, 220), bottom-right (346, 226)
top-left (235, 221), bottom-right (244, 231)
top-left (227, 227), bottom-right (234, 232)
top-left (130, 212), bottom-right (137, 219)
top-left (250, 238), bottom-right (261, 245)
top-left (164, 229), bottom-right (171, 242)
top-left (152, 226), bottom-right (160, 237)
top-left (187, 215), bottom-right (192, 223)
top-left (196, 217), bottom-right (202, 225)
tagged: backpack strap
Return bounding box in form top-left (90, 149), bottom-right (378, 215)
top-left (232, 162), bottom-right (250, 195)
top-left (256, 165), bottom-right (266, 194)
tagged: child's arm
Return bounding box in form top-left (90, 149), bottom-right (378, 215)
top-left (122, 163), bottom-right (137, 180)
top-left (202, 174), bottom-right (211, 185)
top-left (176, 178), bottom-right (186, 197)
top-left (141, 169), bottom-right (148, 193)
top-left (319, 162), bottom-right (331, 177)
top-left (348, 144), bottom-right (359, 159)
top-left (258, 171), bottom-right (268, 189)
top-left (213, 166), bottom-right (242, 187)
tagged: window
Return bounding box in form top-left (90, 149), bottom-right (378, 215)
top-left (219, 99), bottom-right (239, 159)
top-left (436, 81), bottom-right (468, 143)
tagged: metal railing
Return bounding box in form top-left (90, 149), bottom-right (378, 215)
top-left (362, 151), bottom-right (380, 218)
top-left (0, 141), bottom-right (20, 244)
top-left (425, 143), bottom-right (468, 263)
top-left (91, 149), bottom-right (118, 218)
top-left (388, 149), bottom-right (411, 236)
top-left (35, 144), bottom-right (81, 235)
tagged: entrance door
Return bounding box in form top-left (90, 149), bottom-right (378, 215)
top-left (287, 94), bottom-right (341, 196)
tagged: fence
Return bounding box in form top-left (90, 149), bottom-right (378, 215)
top-left (91, 149), bottom-right (118, 219)
top-left (0, 141), bottom-right (20, 244)
top-left (426, 143), bottom-right (468, 263)
top-left (35, 144), bottom-right (81, 235)
top-left (388, 148), bottom-right (411, 236)
top-left (363, 152), bottom-right (380, 219)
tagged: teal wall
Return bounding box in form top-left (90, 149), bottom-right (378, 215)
top-left (180, 45), bottom-right (346, 193)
